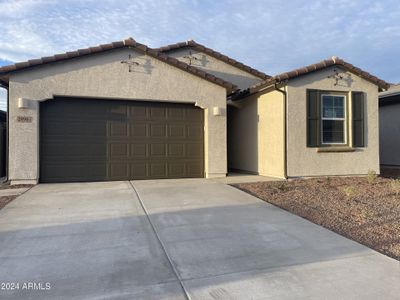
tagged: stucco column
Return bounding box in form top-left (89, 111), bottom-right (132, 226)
top-left (205, 109), bottom-right (227, 178)
top-left (9, 89), bottom-right (40, 184)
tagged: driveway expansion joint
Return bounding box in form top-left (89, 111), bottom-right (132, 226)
top-left (128, 181), bottom-right (191, 300)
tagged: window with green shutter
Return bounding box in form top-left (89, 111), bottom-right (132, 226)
top-left (307, 90), bottom-right (365, 148)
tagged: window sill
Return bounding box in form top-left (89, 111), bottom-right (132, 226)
top-left (316, 147), bottom-right (356, 153)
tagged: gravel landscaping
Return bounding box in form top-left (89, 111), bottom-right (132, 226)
top-left (0, 184), bottom-right (34, 210)
top-left (0, 195), bottom-right (18, 210)
top-left (233, 176), bottom-right (400, 261)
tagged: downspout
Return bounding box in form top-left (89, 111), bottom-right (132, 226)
top-left (273, 84), bottom-right (288, 179)
top-left (0, 80), bottom-right (9, 182)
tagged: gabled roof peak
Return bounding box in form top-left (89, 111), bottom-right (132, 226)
top-left (156, 40), bottom-right (270, 80)
top-left (233, 56), bottom-right (389, 100)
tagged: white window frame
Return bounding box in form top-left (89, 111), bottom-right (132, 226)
top-left (321, 94), bottom-right (347, 145)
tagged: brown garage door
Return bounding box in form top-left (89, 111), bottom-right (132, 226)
top-left (40, 97), bottom-right (204, 183)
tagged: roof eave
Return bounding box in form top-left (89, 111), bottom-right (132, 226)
top-left (0, 39), bottom-right (238, 93)
top-left (236, 58), bottom-right (390, 100)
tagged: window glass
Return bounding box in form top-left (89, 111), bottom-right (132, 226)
top-left (322, 120), bottom-right (344, 143)
top-left (321, 95), bottom-right (346, 144)
top-left (322, 95), bottom-right (344, 118)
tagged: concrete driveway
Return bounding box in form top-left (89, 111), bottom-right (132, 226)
top-left (0, 180), bottom-right (399, 299)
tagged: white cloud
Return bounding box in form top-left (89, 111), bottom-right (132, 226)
top-left (0, 0), bottom-right (399, 82)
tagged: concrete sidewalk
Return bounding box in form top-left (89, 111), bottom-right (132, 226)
top-left (0, 179), bottom-right (399, 299)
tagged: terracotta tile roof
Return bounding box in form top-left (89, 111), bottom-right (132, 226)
top-left (233, 56), bottom-right (390, 100)
top-left (156, 40), bottom-right (271, 80)
top-left (0, 38), bottom-right (238, 93)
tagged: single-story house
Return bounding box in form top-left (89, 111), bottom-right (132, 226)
top-left (379, 84), bottom-right (400, 168)
top-left (0, 38), bottom-right (389, 184)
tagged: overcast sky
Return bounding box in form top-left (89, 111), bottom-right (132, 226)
top-left (1, 0), bottom-right (399, 110)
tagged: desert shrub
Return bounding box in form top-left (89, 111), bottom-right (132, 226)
top-left (325, 176), bottom-right (332, 186)
top-left (343, 186), bottom-right (358, 198)
top-left (277, 182), bottom-right (289, 192)
top-left (367, 169), bottom-right (378, 184)
top-left (390, 179), bottom-right (400, 196)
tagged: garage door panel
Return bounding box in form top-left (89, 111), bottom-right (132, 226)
top-left (150, 144), bottom-right (167, 156)
top-left (44, 121), bottom-right (107, 137)
top-left (130, 144), bottom-right (148, 157)
top-left (167, 107), bottom-right (185, 120)
top-left (150, 107), bottom-right (167, 119)
top-left (150, 163), bottom-right (167, 177)
top-left (40, 98), bottom-right (204, 182)
top-left (187, 162), bottom-right (204, 177)
top-left (109, 104), bottom-right (128, 116)
top-left (42, 142), bottom-right (107, 159)
top-left (129, 105), bottom-right (148, 119)
top-left (169, 124), bottom-right (186, 138)
top-left (109, 144), bottom-right (129, 157)
top-left (186, 143), bottom-right (204, 158)
top-left (169, 163), bottom-right (185, 177)
top-left (169, 144), bottom-right (185, 156)
top-left (109, 163), bottom-right (129, 179)
top-left (186, 108), bottom-right (203, 121)
top-left (109, 122), bottom-right (128, 137)
top-left (187, 125), bottom-right (204, 139)
top-left (131, 163), bottom-right (148, 178)
top-left (130, 124), bottom-right (147, 137)
top-left (150, 124), bottom-right (167, 137)
top-left (41, 162), bottom-right (107, 182)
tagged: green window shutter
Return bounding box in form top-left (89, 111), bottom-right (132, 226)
top-left (352, 92), bottom-right (365, 147)
top-left (307, 90), bottom-right (320, 147)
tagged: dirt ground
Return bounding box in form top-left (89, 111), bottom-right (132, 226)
top-left (0, 195), bottom-right (18, 210)
top-left (0, 183), bottom-right (34, 190)
top-left (233, 176), bottom-right (400, 261)
top-left (0, 184), bottom-right (34, 210)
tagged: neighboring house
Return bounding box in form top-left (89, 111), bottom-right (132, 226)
top-left (0, 38), bottom-right (389, 184)
top-left (228, 57), bottom-right (389, 178)
top-left (379, 84), bottom-right (400, 167)
top-left (0, 110), bottom-right (6, 178)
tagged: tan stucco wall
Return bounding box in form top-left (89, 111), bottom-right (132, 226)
top-left (166, 48), bottom-right (263, 89)
top-left (228, 95), bottom-right (258, 172)
top-left (286, 66), bottom-right (380, 177)
top-left (8, 48), bottom-right (227, 182)
top-left (379, 104), bottom-right (400, 166)
top-left (228, 89), bottom-right (285, 178)
top-left (258, 90), bottom-right (286, 177)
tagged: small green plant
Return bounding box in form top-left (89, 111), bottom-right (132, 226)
top-left (367, 169), bottom-right (378, 184)
top-left (277, 182), bottom-right (289, 192)
top-left (390, 179), bottom-right (400, 196)
top-left (325, 176), bottom-right (332, 186)
top-left (343, 186), bottom-right (358, 198)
